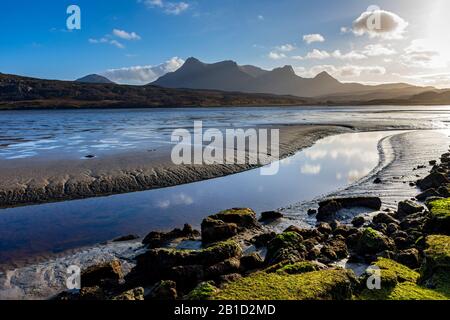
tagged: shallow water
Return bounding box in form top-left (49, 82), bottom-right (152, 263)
top-left (0, 130), bottom-right (392, 267)
top-left (1, 106), bottom-right (450, 160)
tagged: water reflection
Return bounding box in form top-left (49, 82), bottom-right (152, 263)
top-left (0, 131), bottom-right (394, 265)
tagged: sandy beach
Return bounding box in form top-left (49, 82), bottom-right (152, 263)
top-left (0, 124), bottom-right (351, 208)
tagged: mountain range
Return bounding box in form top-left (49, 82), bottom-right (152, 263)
top-left (153, 57), bottom-right (435, 101)
top-left (76, 74), bottom-right (115, 84)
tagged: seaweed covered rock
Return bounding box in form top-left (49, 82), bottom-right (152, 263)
top-left (265, 232), bottom-right (306, 265)
top-left (275, 261), bottom-right (325, 275)
top-left (81, 260), bottom-right (123, 288)
top-left (113, 287), bottom-right (145, 301)
top-left (421, 235), bottom-right (450, 281)
top-left (130, 240), bottom-right (242, 285)
top-left (357, 228), bottom-right (395, 255)
top-left (358, 258), bottom-right (448, 300)
top-left (201, 208), bottom-right (259, 243)
top-left (213, 269), bottom-right (357, 300)
top-left (426, 198), bottom-right (450, 234)
top-left (147, 280), bottom-right (178, 300)
top-left (143, 224), bottom-right (200, 248)
top-left (185, 282), bottom-right (219, 300)
top-left (240, 253), bottom-right (264, 271)
top-left (394, 248), bottom-right (420, 269)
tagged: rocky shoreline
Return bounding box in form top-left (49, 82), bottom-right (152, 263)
top-left (54, 147), bottom-right (450, 301)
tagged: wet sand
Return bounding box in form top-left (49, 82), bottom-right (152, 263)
top-left (0, 125), bottom-right (351, 208)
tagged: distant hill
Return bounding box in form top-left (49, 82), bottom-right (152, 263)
top-left (153, 57), bottom-right (433, 99)
top-left (76, 74), bottom-right (114, 84)
top-left (0, 73), bottom-right (310, 110)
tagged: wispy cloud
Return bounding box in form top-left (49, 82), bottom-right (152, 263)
top-left (89, 37), bottom-right (125, 49)
top-left (113, 29), bottom-right (141, 40)
top-left (139, 0), bottom-right (190, 15)
top-left (268, 51), bottom-right (286, 60)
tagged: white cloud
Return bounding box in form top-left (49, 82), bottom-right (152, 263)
top-left (102, 57), bottom-right (185, 85)
top-left (303, 34), bottom-right (325, 44)
top-left (299, 64), bottom-right (386, 78)
top-left (352, 9), bottom-right (408, 39)
top-left (301, 164), bottom-right (321, 175)
top-left (113, 29), bottom-right (141, 40)
top-left (276, 44), bottom-right (295, 52)
top-left (268, 51), bottom-right (286, 60)
top-left (305, 49), bottom-right (330, 60)
top-left (400, 39), bottom-right (443, 69)
top-left (332, 50), bottom-right (367, 60)
top-left (362, 44), bottom-right (397, 56)
top-left (89, 37), bottom-right (125, 49)
top-left (140, 0), bottom-right (189, 15)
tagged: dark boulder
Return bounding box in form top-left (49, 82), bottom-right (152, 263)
top-left (143, 224), bottom-right (200, 248)
top-left (352, 216), bottom-right (366, 228)
top-left (416, 189), bottom-right (440, 201)
top-left (147, 280), bottom-right (178, 300)
top-left (240, 253), bottom-right (264, 271)
top-left (373, 212), bottom-right (399, 225)
top-left (397, 200), bottom-right (424, 218)
top-left (259, 211), bottom-right (284, 222)
top-left (201, 218), bottom-right (238, 243)
top-left (417, 172), bottom-right (449, 190)
top-left (357, 228), bottom-right (395, 255)
top-left (81, 260), bottom-right (123, 288)
top-left (317, 197), bottom-right (382, 221)
top-left (265, 232), bottom-right (306, 265)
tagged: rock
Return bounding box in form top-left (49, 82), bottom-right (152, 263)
top-left (131, 240), bottom-right (242, 285)
top-left (201, 208), bottom-right (260, 243)
top-left (317, 197), bottom-right (382, 221)
top-left (421, 235), bottom-right (450, 284)
top-left (395, 249), bottom-right (420, 269)
top-left (417, 172), bottom-right (449, 190)
top-left (259, 211), bottom-right (284, 222)
top-left (240, 253), bottom-right (264, 271)
top-left (372, 223), bottom-right (388, 235)
top-left (373, 178), bottom-right (382, 184)
top-left (213, 269), bottom-right (357, 300)
top-left (352, 216), bottom-right (366, 228)
top-left (386, 223), bottom-right (399, 235)
top-left (218, 273), bottom-right (242, 285)
top-left (81, 260), bottom-right (123, 288)
top-left (317, 200), bottom-right (342, 221)
top-left (429, 160), bottom-right (437, 166)
top-left (426, 198), bottom-right (450, 235)
top-left (333, 225), bottom-right (358, 238)
top-left (321, 238), bottom-right (348, 261)
top-left (357, 228), bottom-right (395, 255)
top-left (204, 258), bottom-right (241, 279)
top-left (437, 186), bottom-right (450, 197)
top-left (147, 280), bottom-right (178, 300)
top-left (416, 189), bottom-right (440, 201)
top-left (143, 224), bottom-right (200, 248)
top-left (284, 225), bottom-right (324, 241)
top-left (265, 232), bottom-right (306, 265)
top-left (275, 261), bottom-right (325, 275)
top-left (185, 282), bottom-right (219, 300)
top-left (307, 209), bottom-right (317, 215)
top-left (201, 218), bottom-right (238, 243)
top-left (170, 265), bottom-right (205, 287)
top-left (79, 286), bottom-right (106, 300)
top-left (113, 234), bottom-right (140, 242)
top-left (373, 212), bottom-right (399, 225)
top-left (346, 231), bottom-right (363, 248)
top-left (113, 287), bottom-right (145, 300)
top-left (250, 232), bottom-right (276, 247)
top-left (316, 222), bottom-right (332, 235)
top-left (397, 200), bottom-right (424, 218)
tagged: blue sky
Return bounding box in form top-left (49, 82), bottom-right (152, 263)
top-left (1, 0), bottom-right (449, 87)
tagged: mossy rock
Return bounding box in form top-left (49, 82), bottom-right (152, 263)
top-left (113, 287), bottom-right (145, 301)
top-left (357, 228), bottom-right (394, 255)
top-left (427, 199), bottom-right (450, 234)
top-left (276, 261), bottom-right (322, 275)
top-left (213, 269), bottom-right (356, 300)
top-left (265, 232), bottom-right (306, 265)
top-left (358, 258), bottom-right (449, 300)
top-left (421, 235), bottom-right (450, 280)
top-left (209, 208), bottom-right (259, 230)
top-left (185, 282), bottom-right (219, 300)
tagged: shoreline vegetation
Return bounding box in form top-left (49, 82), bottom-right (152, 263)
top-left (53, 146), bottom-right (450, 301)
top-left (0, 125), bottom-right (350, 208)
top-left (2, 73), bottom-right (450, 111)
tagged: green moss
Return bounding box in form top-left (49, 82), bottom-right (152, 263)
top-left (216, 208), bottom-right (256, 217)
top-left (424, 235), bottom-right (450, 268)
top-left (213, 269), bottom-right (355, 300)
top-left (428, 199), bottom-right (450, 219)
top-left (357, 228), bottom-right (392, 254)
top-left (185, 282), bottom-right (219, 300)
top-left (375, 258), bottom-right (420, 283)
top-left (358, 258), bottom-right (449, 300)
top-left (276, 261), bottom-right (321, 275)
